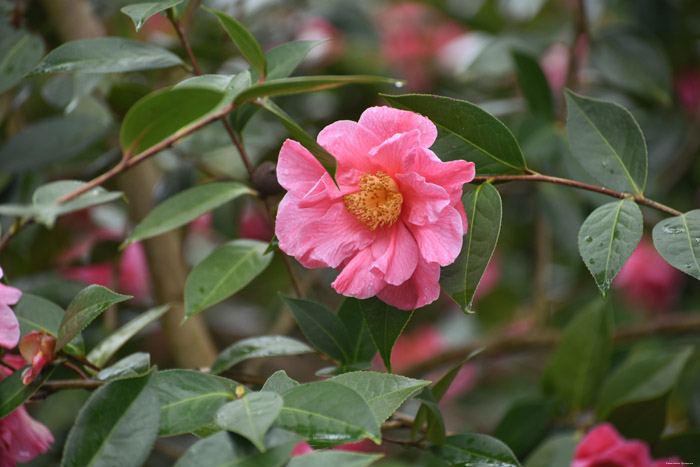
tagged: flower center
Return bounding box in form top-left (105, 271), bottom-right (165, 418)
top-left (343, 171), bottom-right (403, 231)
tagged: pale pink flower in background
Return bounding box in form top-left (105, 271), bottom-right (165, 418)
top-left (675, 68), bottom-right (700, 116)
top-left (0, 267), bottom-right (22, 349)
top-left (275, 106), bottom-right (475, 310)
top-left (295, 16), bottom-right (345, 67)
top-left (572, 423), bottom-right (681, 467)
top-left (0, 355), bottom-right (54, 466)
top-left (540, 35), bottom-right (588, 96)
top-left (19, 331), bottom-right (56, 385)
top-left (291, 441), bottom-right (314, 456)
top-left (615, 237), bottom-right (682, 311)
top-left (238, 203), bottom-right (274, 242)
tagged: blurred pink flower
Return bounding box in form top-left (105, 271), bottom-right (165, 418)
top-left (473, 253), bottom-right (501, 301)
top-left (0, 267), bottom-right (22, 349)
top-left (275, 106), bottom-right (474, 310)
top-left (573, 423), bottom-right (680, 467)
top-left (675, 68), bottom-right (700, 116)
top-left (295, 16), bottom-right (345, 67)
top-left (615, 237), bottom-right (682, 311)
top-left (290, 439), bottom-right (380, 456)
top-left (375, 2), bottom-right (466, 91)
top-left (540, 35), bottom-right (588, 96)
top-left (238, 204), bottom-right (274, 242)
top-left (0, 355), bottom-right (54, 465)
top-left (19, 331), bottom-right (56, 385)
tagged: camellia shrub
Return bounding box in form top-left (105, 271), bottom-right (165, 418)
top-left (0, 0), bottom-right (699, 465)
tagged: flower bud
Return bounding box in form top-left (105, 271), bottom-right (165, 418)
top-left (252, 161), bottom-right (284, 198)
top-left (19, 330), bottom-right (56, 385)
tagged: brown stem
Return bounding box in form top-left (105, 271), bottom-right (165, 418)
top-left (62, 360), bottom-right (89, 380)
top-left (475, 173), bottom-right (682, 217)
top-left (167, 8), bottom-right (203, 76)
top-left (401, 312), bottom-right (700, 377)
top-left (67, 354), bottom-right (102, 372)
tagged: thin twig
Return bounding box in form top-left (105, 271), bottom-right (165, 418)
top-left (167, 8), bottom-right (203, 76)
top-left (62, 360), bottom-right (89, 380)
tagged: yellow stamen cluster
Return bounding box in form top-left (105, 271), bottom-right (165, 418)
top-left (343, 171), bottom-right (403, 231)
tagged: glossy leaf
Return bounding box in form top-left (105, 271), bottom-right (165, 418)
top-left (57, 285), bottom-right (132, 351)
top-left (211, 336), bottom-right (313, 375)
top-left (523, 433), bottom-right (577, 467)
top-left (283, 297), bottom-right (354, 363)
top-left (413, 388), bottom-right (445, 445)
top-left (205, 7), bottom-right (266, 78)
top-left (29, 37), bottom-right (183, 75)
top-left (430, 434), bottom-right (521, 467)
top-left (157, 369), bottom-right (238, 436)
top-left (31, 180), bottom-right (123, 228)
top-left (565, 90), bottom-right (647, 195)
top-left (512, 50), bottom-right (553, 119)
top-left (175, 71), bottom-right (250, 106)
top-left (124, 182), bottom-right (252, 245)
top-left (215, 392), bottom-right (283, 451)
top-left (174, 432), bottom-right (236, 467)
top-left (278, 381), bottom-right (381, 446)
top-left (337, 298), bottom-right (377, 365)
top-left (578, 199), bottom-right (643, 297)
top-left (120, 86), bottom-right (225, 155)
top-left (358, 298), bottom-right (413, 373)
top-left (185, 239), bottom-right (272, 320)
top-left (383, 94), bottom-right (527, 173)
top-left (121, 0), bottom-right (185, 31)
top-left (62, 370), bottom-right (159, 467)
top-left (0, 30), bottom-right (44, 93)
top-left (288, 452), bottom-right (383, 467)
top-left (0, 115), bottom-right (108, 174)
top-left (652, 210), bottom-right (700, 280)
top-left (329, 371), bottom-right (429, 424)
top-left (494, 400), bottom-right (553, 458)
top-left (441, 183), bottom-right (502, 312)
top-left (261, 370), bottom-right (299, 394)
top-left (0, 365), bottom-right (53, 419)
top-left (96, 352), bottom-right (151, 381)
top-left (265, 40), bottom-right (326, 80)
top-left (543, 305), bottom-right (611, 411)
top-left (13, 293), bottom-right (84, 357)
top-left (87, 305), bottom-right (169, 367)
top-left (235, 75), bottom-right (401, 105)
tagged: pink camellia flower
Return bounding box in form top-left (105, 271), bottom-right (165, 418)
top-left (18, 331), bottom-right (56, 385)
top-left (238, 203), bottom-right (274, 242)
top-left (0, 267), bottom-right (22, 349)
top-left (675, 68), bottom-right (700, 116)
top-left (0, 355), bottom-right (54, 465)
top-left (615, 237), bottom-right (682, 311)
top-left (573, 423), bottom-right (681, 467)
top-left (275, 106), bottom-right (475, 310)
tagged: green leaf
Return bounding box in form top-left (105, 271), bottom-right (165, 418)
top-left (235, 75), bottom-right (401, 105)
top-left (175, 71), bottom-right (250, 106)
top-left (211, 336), bottom-right (314, 375)
top-left (512, 50), bottom-right (553, 119)
top-left (259, 98), bottom-right (336, 175)
top-left (56, 285), bottom-right (132, 351)
top-left (62, 370), bottom-right (159, 467)
top-left (597, 346), bottom-right (693, 420)
top-left (441, 183), bottom-right (502, 313)
top-left (204, 7), bottom-right (266, 78)
top-left (337, 298), bottom-right (377, 365)
top-left (358, 298), bottom-right (413, 373)
top-left (215, 392), bottom-right (283, 452)
top-left (29, 37), bottom-right (183, 76)
top-left (288, 452), bottom-right (383, 467)
top-left (0, 30), bottom-right (44, 93)
top-left (283, 297), bottom-right (354, 364)
top-left (565, 90), bottom-right (647, 195)
top-left (265, 40), bottom-right (326, 80)
top-left (157, 369), bottom-right (238, 436)
top-left (121, 0), bottom-right (185, 31)
top-left (431, 434), bottom-right (521, 467)
top-left (523, 433), bottom-right (577, 467)
top-left (87, 305), bottom-right (169, 367)
top-left (494, 400), bottom-right (553, 459)
top-left (383, 93), bottom-right (527, 173)
top-left (0, 115), bottom-right (108, 174)
top-left (185, 239), bottom-right (273, 320)
top-left (278, 381), bottom-right (381, 447)
top-left (329, 371), bottom-right (429, 424)
top-left (543, 304), bottom-right (611, 411)
top-left (124, 182), bottom-right (252, 245)
top-left (96, 352), bottom-right (151, 381)
top-left (0, 365), bottom-right (54, 419)
top-left (578, 199), bottom-right (643, 297)
top-left (653, 432), bottom-right (700, 463)
top-left (174, 432), bottom-right (237, 467)
top-left (13, 293), bottom-right (84, 357)
top-left (652, 209), bottom-right (700, 280)
top-left (31, 180), bottom-right (123, 228)
top-left (261, 370), bottom-right (299, 394)
top-left (120, 86), bottom-right (225, 155)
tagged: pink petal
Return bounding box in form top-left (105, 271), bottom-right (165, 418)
top-left (574, 423), bottom-right (625, 459)
top-left (317, 120), bottom-right (381, 176)
top-left (367, 129), bottom-right (421, 176)
top-left (332, 248), bottom-right (386, 299)
top-left (409, 148), bottom-right (475, 205)
top-left (407, 205), bottom-right (464, 266)
top-left (358, 106), bottom-right (437, 148)
top-left (0, 303), bottom-right (20, 349)
top-left (0, 282), bottom-right (21, 306)
top-left (396, 172), bottom-right (451, 225)
top-left (377, 258), bottom-right (440, 310)
top-left (277, 139), bottom-right (328, 196)
top-left (119, 243), bottom-right (151, 301)
top-left (0, 405), bottom-right (53, 463)
top-left (370, 222), bottom-right (419, 285)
